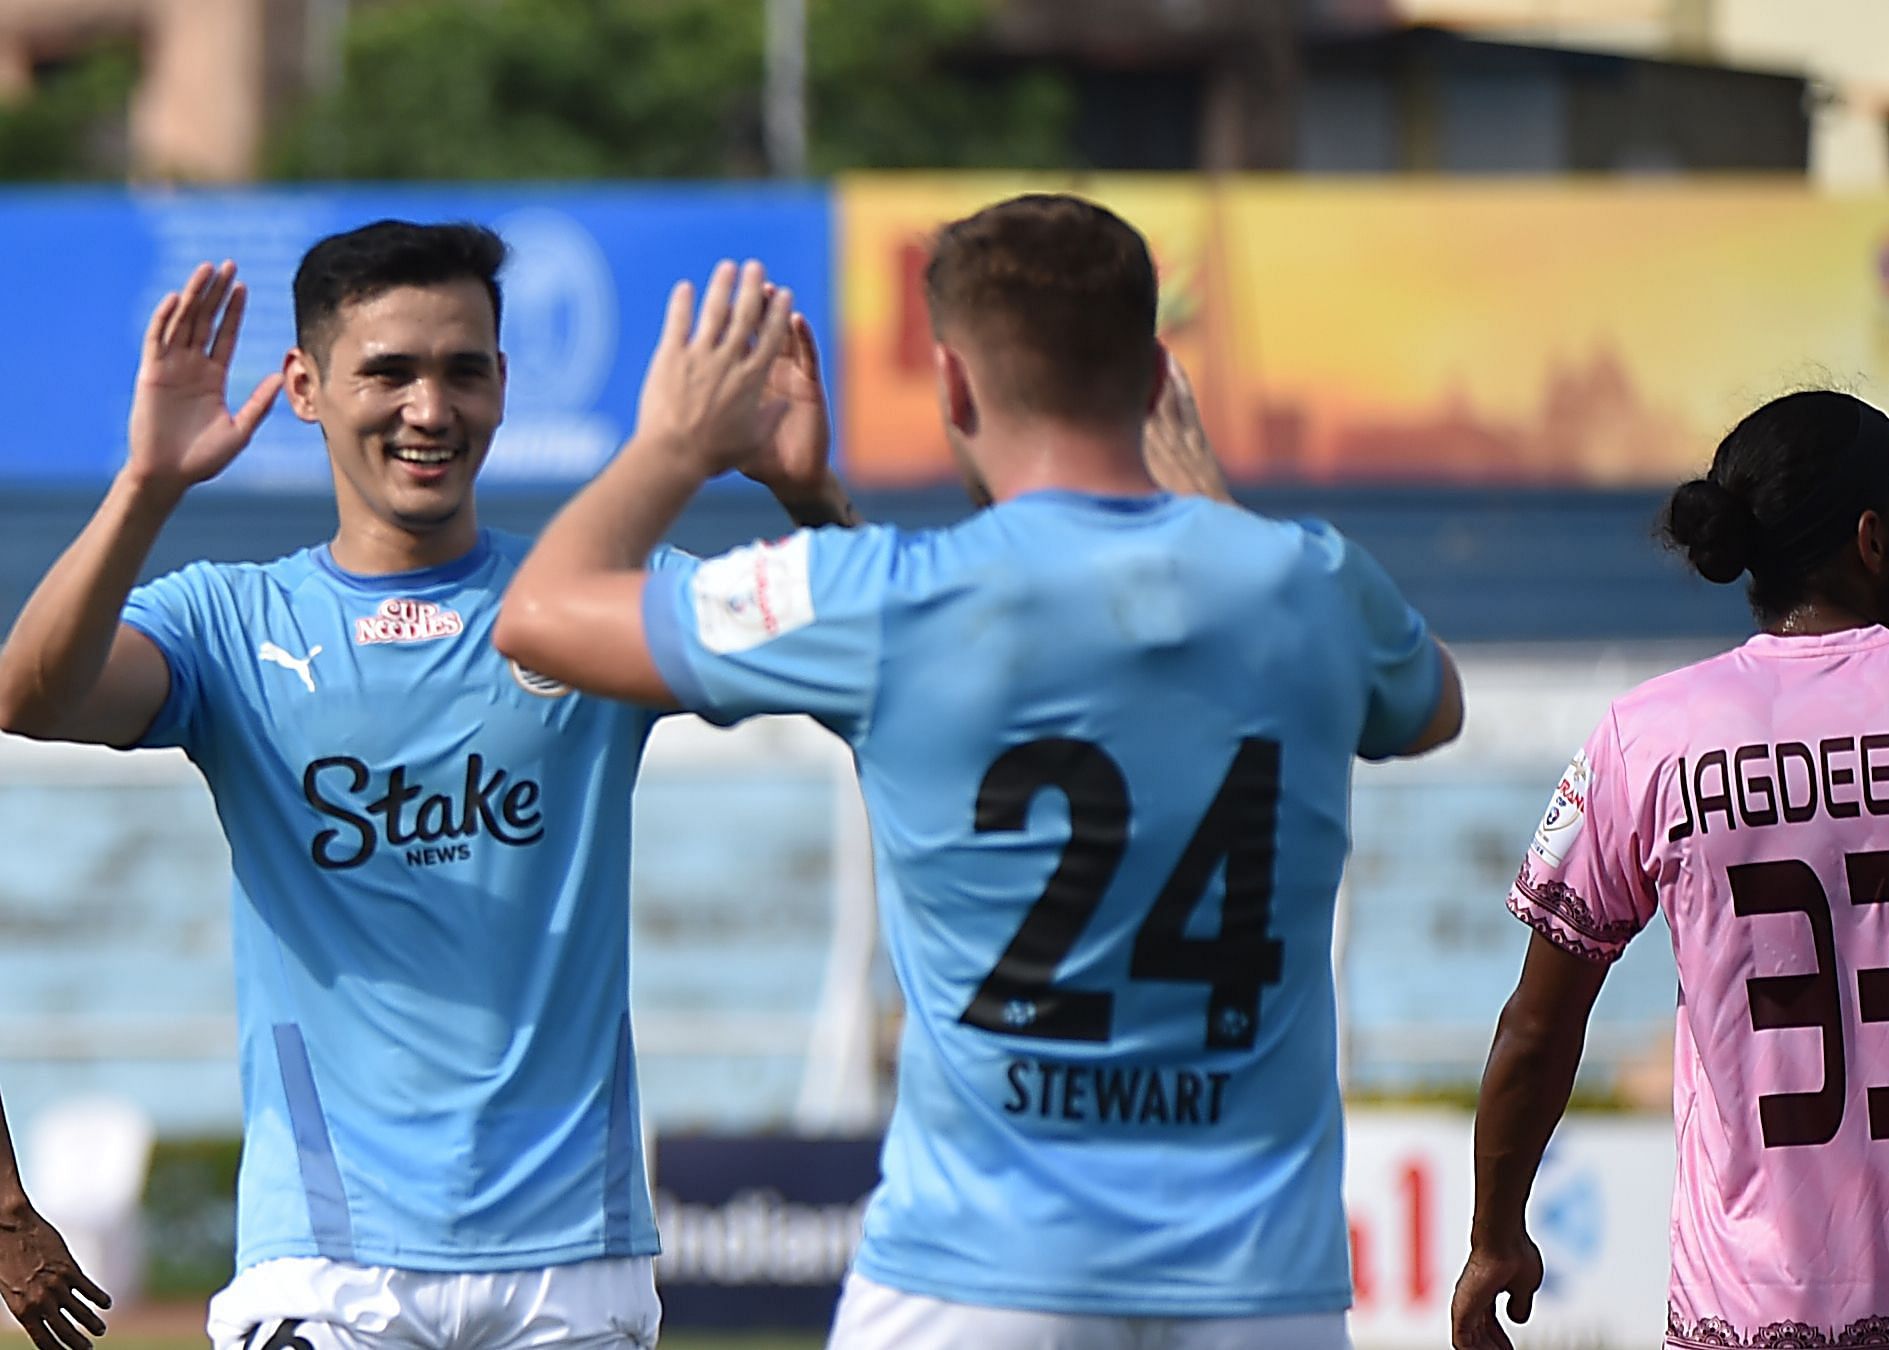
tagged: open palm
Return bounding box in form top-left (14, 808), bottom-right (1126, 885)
top-left (127, 261), bottom-right (282, 490)
top-left (744, 312), bottom-right (831, 495)
top-left (1143, 351), bottom-right (1233, 502)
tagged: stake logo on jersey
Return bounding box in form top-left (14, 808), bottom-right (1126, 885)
top-left (302, 752), bottom-right (545, 870)
top-left (1532, 748), bottom-right (1591, 867)
top-left (689, 533), bottom-right (814, 654)
top-left (354, 597), bottom-right (464, 646)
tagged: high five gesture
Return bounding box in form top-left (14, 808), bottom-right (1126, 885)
top-left (127, 261), bottom-right (281, 493)
top-left (632, 259), bottom-right (796, 478)
top-left (0, 261), bottom-right (279, 746)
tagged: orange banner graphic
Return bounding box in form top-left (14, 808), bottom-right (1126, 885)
top-left (840, 175), bottom-right (1889, 487)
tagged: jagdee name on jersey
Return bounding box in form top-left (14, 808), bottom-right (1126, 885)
top-left (1668, 733), bottom-right (1889, 840)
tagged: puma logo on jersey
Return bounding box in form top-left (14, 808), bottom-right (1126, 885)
top-left (258, 641), bottom-right (323, 693)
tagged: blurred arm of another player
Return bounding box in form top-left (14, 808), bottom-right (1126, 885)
top-left (0, 1092), bottom-right (110, 1350)
top-left (1146, 352), bottom-right (1463, 756)
top-left (742, 292), bottom-right (861, 528)
top-left (0, 262), bottom-right (281, 747)
top-left (497, 259), bottom-right (793, 703)
top-left (1399, 639), bottom-right (1463, 756)
top-left (1139, 350), bottom-right (1464, 751)
top-left (1449, 932), bottom-right (1609, 1350)
top-left (1141, 350), bottom-right (1235, 504)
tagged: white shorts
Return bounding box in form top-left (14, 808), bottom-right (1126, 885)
top-left (828, 1272), bottom-right (1352, 1350)
top-left (206, 1255), bottom-right (661, 1350)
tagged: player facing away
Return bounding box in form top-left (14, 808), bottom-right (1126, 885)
top-left (0, 1086), bottom-right (108, 1350)
top-left (496, 194), bottom-right (1466, 1349)
top-left (1451, 390), bottom-right (1889, 1349)
top-left (0, 222), bottom-right (854, 1350)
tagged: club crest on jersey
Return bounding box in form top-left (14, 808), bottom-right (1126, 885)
top-left (509, 659), bottom-right (572, 699)
top-left (691, 532), bottom-right (815, 654)
top-left (354, 597), bottom-right (464, 646)
top-left (1531, 748), bottom-right (1591, 867)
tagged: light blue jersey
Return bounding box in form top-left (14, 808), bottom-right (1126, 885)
top-left (641, 491), bottom-right (1440, 1318)
top-left (122, 530), bottom-right (680, 1272)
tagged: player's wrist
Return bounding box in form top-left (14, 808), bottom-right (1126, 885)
top-left (1466, 1217), bottom-right (1529, 1253)
top-left (767, 468), bottom-right (859, 528)
top-left (618, 426), bottom-right (724, 484)
top-left (112, 463), bottom-right (192, 512)
top-left (0, 1186), bottom-right (32, 1227)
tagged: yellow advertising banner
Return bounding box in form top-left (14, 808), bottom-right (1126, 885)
top-left (839, 175), bottom-right (1889, 487)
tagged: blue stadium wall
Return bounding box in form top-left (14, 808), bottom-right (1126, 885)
top-left (0, 483), bottom-right (1752, 643)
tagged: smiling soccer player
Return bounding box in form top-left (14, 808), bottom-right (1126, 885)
top-left (0, 220), bottom-right (855, 1350)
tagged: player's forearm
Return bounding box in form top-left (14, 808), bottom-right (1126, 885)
top-left (525, 433), bottom-right (704, 582)
top-left (0, 472), bottom-right (180, 735)
top-left (770, 468), bottom-right (861, 529)
top-left (0, 1095), bottom-right (28, 1222)
top-left (1468, 995), bottom-right (1588, 1248)
top-left (499, 435), bottom-right (700, 700)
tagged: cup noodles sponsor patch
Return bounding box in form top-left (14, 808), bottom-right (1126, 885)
top-left (1531, 747), bottom-right (1591, 868)
top-left (355, 598), bottom-right (465, 646)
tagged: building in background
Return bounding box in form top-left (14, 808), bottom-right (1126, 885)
top-left (987, 0), bottom-right (1818, 175)
top-left (0, 0), bottom-right (338, 181)
top-left (1394, 0), bottom-right (1889, 185)
top-left (0, 0), bottom-right (1882, 182)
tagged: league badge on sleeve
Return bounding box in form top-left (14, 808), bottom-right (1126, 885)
top-left (691, 534), bottom-right (815, 654)
top-left (509, 659), bottom-right (572, 698)
top-left (1531, 748), bottom-right (1591, 868)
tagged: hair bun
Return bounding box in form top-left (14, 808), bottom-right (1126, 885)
top-left (1665, 477), bottom-right (1760, 584)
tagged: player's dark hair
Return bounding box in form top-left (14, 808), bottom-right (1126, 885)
top-left (294, 220), bottom-right (508, 364)
top-left (1660, 390), bottom-right (1889, 623)
top-left (924, 193), bottom-right (1158, 426)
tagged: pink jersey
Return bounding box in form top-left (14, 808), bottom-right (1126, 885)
top-left (1511, 626), bottom-right (1889, 1347)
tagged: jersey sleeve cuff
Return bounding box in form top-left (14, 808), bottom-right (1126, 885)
top-left (639, 568), bottom-right (725, 723)
top-left (118, 613), bottom-right (190, 750)
top-left (1359, 637), bottom-right (1444, 761)
top-left (1507, 860), bottom-right (1634, 965)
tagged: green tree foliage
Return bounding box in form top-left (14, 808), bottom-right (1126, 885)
top-left (803, 0), bottom-right (1073, 172)
top-left (0, 43), bottom-right (137, 181)
top-left (269, 0), bottom-right (1074, 180)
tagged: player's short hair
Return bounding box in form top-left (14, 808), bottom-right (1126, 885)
top-left (1661, 390), bottom-right (1889, 622)
top-left (294, 219), bottom-right (509, 365)
top-left (925, 194), bottom-right (1158, 426)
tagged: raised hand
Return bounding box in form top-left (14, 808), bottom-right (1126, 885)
top-left (0, 1205), bottom-right (109, 1350)
top-left (1143, 350), bottom-right (1234, 504)
top-left (633, 259), bottom-right (795, 478)
top-left (126, 261), bottom-right (283, 494)
top-left (1450, 1236), bottom-right (1543, 1350)
top-left (742, 306), bottom-right (832, 499)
